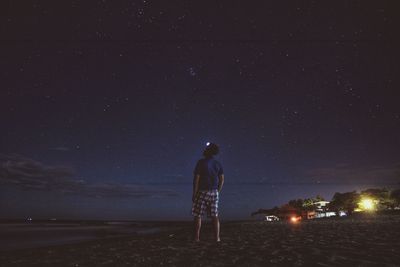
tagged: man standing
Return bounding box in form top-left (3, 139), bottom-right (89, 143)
top-left (192, 143), bottom-right (224, 242)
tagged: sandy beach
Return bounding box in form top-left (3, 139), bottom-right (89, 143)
top-left (1, 214), bottom-right (399, 266)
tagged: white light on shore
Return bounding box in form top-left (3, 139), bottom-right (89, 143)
top-left (206, 142), bottom-right (211, 146)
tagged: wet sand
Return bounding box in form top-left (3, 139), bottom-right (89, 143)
top-left (0, 222), bottom-right (162, 251)
top-left (1, 215), bottom-right (399, 266)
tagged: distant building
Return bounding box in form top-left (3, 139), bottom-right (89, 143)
top-left (313, 201), bottom-right (336, 218)
top-left (301, 201), bottom-right (336, 219)
top-left (302, 210), bottom-right (316, 219)
top-left (314, 201), bottom-right (330, 210)
top-left (264, 215), bottom-right (279, 222)
top-left (315, 211), bottom-right (336, 218)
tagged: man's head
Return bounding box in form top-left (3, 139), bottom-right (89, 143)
top-left (203, 143), bottom-right (219, 158)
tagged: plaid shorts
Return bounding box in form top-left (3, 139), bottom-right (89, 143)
top-left (192, 190), bottom-right (219, 217)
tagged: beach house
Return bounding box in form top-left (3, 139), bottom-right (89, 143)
top-left (313, 201), bottom-right (336, 218)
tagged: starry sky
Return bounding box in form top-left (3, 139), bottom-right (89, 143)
top-left (1, 1), bottom-right (399, 220)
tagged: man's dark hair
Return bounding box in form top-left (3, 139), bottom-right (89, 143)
top-left (203, 143), bottom-right (219, 158)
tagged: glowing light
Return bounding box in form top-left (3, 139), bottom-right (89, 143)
top-left (206, 142), bottom-right (211, 146)
top-left (359, 198), bottom-right (375, 211)
top-left (290, 216), bottom-right (299, 223)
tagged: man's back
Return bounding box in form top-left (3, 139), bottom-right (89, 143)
top-left (192, 143), bottom-right (224, 242)
top-left (194, 157), bottom-right (224, 191)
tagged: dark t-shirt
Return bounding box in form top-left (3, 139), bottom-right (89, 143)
top-left (193, 157), bottom-right (224, 190)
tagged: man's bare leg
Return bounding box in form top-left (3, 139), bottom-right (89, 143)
top-left (194, 216), bottom-right (201, 241)
top-left (212, 216), bottom-right (220, 242)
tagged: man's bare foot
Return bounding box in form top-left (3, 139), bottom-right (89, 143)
top-left (216, 238), bottom-right (221, 242)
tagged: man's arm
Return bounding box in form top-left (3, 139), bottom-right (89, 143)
top-left (218, 174), bottom-right (224, 193)
top-left (192, 174), bottom-right (200, 202)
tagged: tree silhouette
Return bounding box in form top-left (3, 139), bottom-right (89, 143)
top-left (329, 191), bottom-right (360, 215)
top-left (390, 189), bottom-right (400, 207)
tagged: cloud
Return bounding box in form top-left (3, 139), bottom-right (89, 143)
top-left (305, 163), bottom-right (400, 185)
top-left (65, 183), bottom-right (178, 198)
top-left (0, 154), bottom-right (178, 198)
top-left (0, 154), bottom-right (77, 190)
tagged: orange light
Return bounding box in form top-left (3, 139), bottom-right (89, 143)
top-left (290, 216), bottom-right (298, 222)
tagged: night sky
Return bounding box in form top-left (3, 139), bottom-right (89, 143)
top-left (1, 1), bottom-right (399, 220)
